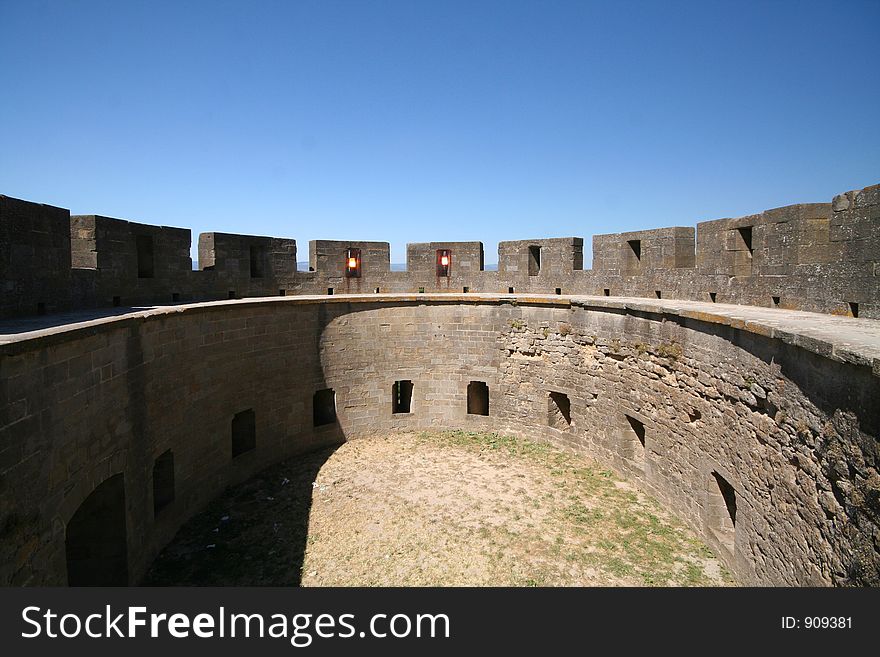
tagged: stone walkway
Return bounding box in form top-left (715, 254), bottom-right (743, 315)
top-left (1, 293), bottom-right (878, 376)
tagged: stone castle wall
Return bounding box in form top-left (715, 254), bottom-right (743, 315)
top-left (2, 182), bottom-right (878, 318)
top-left (1, 296), bottom-right (877, 586)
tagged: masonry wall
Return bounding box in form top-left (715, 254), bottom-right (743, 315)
top-left (0, 195), bottom-right (71, 317)
top-left (1, 297), bottom-right (877, 586)
top-left (197, 232), bottom-right (297, 299)
top-left (71, 215), bottom-right (193, 308)
top-left (0, 182), bottom-right (878, 317)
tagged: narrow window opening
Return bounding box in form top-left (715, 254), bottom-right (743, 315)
top-left (231, 409), bottom-right (256, 457)
top-left (709, 292), bottom-right (717, 303)
top-left (626, 415), bottom-right (645, 448)
top-left (436, 249), bottom-right (451, 277)
top-left (528, 245), bottom-right (541, 276)
top-left (313, 388), bottom-right (337, 426)
top-left (555, 288), bottom-right (562, 295)
top-left (738, 226), bottom-right (753, 253)
top-left (136, 235), bottom-right (154, 279)
top-left (849, 302), bottom-right (859, 318)
top-left (392, 380), bottom-right (413, 414)
top-left (709, 471), bottom-right (737, 552)
top-left (628, 239), bottom-right (642, 261)
top-left (548, 391), bottom-right (572, 429)
top-left (467, 381), bottom-right (489, 416)
top-left (623, 414), bottom-right (646, 467)
top-left (374, 287), bottom-right (380, 293)
top-left (772, 296), bottom-right (780, 307)
top-left (152, 450), bottom-right (175, 517)
top-left (463, 286), bottom-right (469, 293)
top-left (603, 288), bottom-right (610, 297)
top-left (249, 245), bottom-right (266, 278)
top-left (508, 287), bottom-right (515, 294)
top-left (327, 288), bottom-right (334, 295)
top-left (655, 290), bottom-right (662, 299)
top-left (345, 248), bottom-right (361, 278)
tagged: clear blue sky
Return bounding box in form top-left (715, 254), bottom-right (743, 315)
top-left (1, 0), bottom-right (878, 266)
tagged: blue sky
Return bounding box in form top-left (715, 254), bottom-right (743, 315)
top-left (1, 0), bottom-right (878, 266)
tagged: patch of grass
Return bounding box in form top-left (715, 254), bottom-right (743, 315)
top-left (417, 429), bottom-right (733, 587)
top-left (150, 430), bottom-right (734, 587)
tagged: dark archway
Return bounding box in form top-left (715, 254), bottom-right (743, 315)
top-left (65, 473), bottom-right (129, 586)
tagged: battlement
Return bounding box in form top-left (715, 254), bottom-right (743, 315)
top-left (1, 183), bottom-right (878, 318)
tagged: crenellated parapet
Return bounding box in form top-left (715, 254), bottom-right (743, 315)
top-left (1, 183), bottom-right (877, 318)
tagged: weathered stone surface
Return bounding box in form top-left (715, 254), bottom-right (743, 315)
top-left (3, 182), bottom-right (878, 319)
top-left (0, 295), bottom-right (877, 586)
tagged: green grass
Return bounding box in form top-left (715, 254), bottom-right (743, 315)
top-left (417, 429), bottom-right (734, 587)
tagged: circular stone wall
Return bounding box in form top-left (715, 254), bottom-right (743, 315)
top-left (0, 295), bottom-right (877, 586)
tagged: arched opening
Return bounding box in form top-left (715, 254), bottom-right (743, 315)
top-left (65, 473), bottom-right (128, 586)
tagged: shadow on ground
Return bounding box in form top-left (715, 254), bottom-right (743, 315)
top-left (143, 444), bottom-right (339, 586)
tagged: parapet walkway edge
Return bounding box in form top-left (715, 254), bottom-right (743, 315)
top-left (2, 293), bottom-right (879, 376)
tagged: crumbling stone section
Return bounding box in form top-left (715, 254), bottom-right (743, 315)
top-left (0, 295), bottom-right (876, 586)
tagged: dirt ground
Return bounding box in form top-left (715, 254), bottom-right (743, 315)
top-left (145, 430), bottom-right (733, 587)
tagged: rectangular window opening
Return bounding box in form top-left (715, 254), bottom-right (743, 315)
top-left (626, 414), bottom-right (645, 448)
top-left (249, 245), bottom-right (266, 278)
top-left (738, 226), bottom-right (753, 253)
top-left (136, 235), bottom-right (154, 279)
top-left (418, 287), bottom-right (425, 293)
top-left (467, 381), bottom-right (489, 416)
top-left (709, 471), bottom-right (737, 552)
top-left (603, 288), bottom-right (610, 297)
top-left (278, 289), bottom-right (286, 296)
top-left (628, 239), bottom-right (642, 261)
top-left (463, 286), bottom-right (469, 293)
top-left (345, 248), bottom-right (362, 278)
top-left (231, 409), bottom-right (256, 458)
top-left (772, 296), bottom-right (780, 307)
top-left (623, 414), bottom-right (646, 467)
top-left (392, 380), bottom-right (413, 414)
top-left (313, 388), bottom-right (337, 426)
top-left (152, 449), bottom-right (175, 516)
top-left (327, 288), bottom-right (334, 295)
top-left (228, 290), bottom-right (236, 299)
top-left (849, 302), bottom-right (859, 318)
top-left (555, 288), bottom-right (562, 295)
top-left (508, 287), bottom-right (515, 294)
top-left (709, 292), bottom-right (717, 303)
top-left (528, 245), bottom-right (541, 276)
top-left (548, 391), bottom-right (572, 430)
top-left (655, 290), bottom-right (662, 299)
top-left (436, 249), bottom-right (451, 277)
top-left (374, 287), bottom-right (380, 294)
